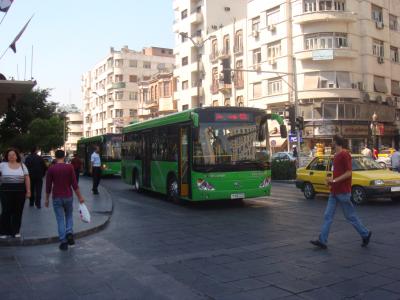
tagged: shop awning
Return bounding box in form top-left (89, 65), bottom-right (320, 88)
top-left (392, 80), bottom-right (400, 96)
top-left (0, 79), bottom-right (36, 115)
top-left (304, 72), bottom-right (319, 89)
top-left (374, 76), bottom-right (388, 93)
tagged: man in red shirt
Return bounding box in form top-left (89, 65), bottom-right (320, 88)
top-left (45, 150), bottom-right (85, 251)
top-left (310, 135), bottom-right (371, 249)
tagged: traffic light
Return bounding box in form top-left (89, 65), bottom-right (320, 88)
top-left (286, 105), bottom-right (296, 134)
top-left (220, 58), bottom-right (231, 84)
top-left (296, 116), bottom-right (304, 131)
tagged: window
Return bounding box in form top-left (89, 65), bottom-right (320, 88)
top-left (181, 32), bottom-right (188, 43)
top-left (304, 33), bottom-right (348, 50)
top-left (114, 59), bottom-right (124, 67)
top-left (235, 60), bottom-right (244, 88)
top-left (304, 0), bottom-right (345, 13)
top-left (323, 103), bottom-right (337, 119)
top-left (224, 98), bottom-right (230, 106)
top-left (236, 96), bottom-right (244, 107)
top-left (129, 109), bottom-right (136, 117)
top-left (392, 80), bottom-right (400, 96)
top-left (115, 91), bottom-right (124, 100)
top-left (304, 71), bottom-right (351, 89)
top-left (182, 56), bottom-right (188, 66)
top-left (129, 60), bottom-right (138, 67)
top-left (372, 39), bottom-right (384, 57)
top-left (129, 92), bottom-right (138, 100)
top-left (267, 41), bottom-right (281, 59)
top-left (182, 80), bottom-right (189, 90)
top-left (182, 104), bottom-right (189, 111)
top-left (371, 5), bottom-right (383, 23)
top-left (181, 9), bottom-right (188, 19)
top-left (266, 6), bottom-right (280, 25)
top-left (223, 35), bottom-right (230, 54)
top-left (308, 158), bottom-right (328, 171)
top-left (253, 48), bottom-right (262, 65)
top-left (213, 100), bottom-right (219, 107)
top-left (115, 75), bottom-right (123, 82)
top-left (211, 39), bottom-right (218, 59)
top-left (253, 82), bottom-right (262, 99)
top-left (268, 78), bottom-right (282, 95)
top-left (129, 75), bottom-right (138, 83)
top-left (390, 14), bottom-right (398, 31)
top-left (115, 109), bottom-right (124, 117)
top-left (252, 17), bottom-right (260, 32)
top-left (374, 76), bottom-right (388, 93)
top-left (234, 30), bottom-right (243, 53)
top-left (391, 47), bottom-right (399, 63)
top-left (163, 82), bottom-right (170, 97)
top-left (211, 67), bottom-right (219, 93)
top-left (143, 61), bottom-right (151, 69)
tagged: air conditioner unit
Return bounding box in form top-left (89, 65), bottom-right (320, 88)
top-left (358, 82), bottom-right (365, 91)
top-left (377, 56), bottom-right (384, 64)
top-left (375, 21), bottom-right (384, 29)
top-left (211, 25), bottom-right (218, 30)
top-left (252, 30), bottom-right (259, 38)
top-left (267, 24), bottom-right (276, 31)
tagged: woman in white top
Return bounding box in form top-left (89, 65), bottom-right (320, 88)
top-left (0, 148), bottom-right (31, 238)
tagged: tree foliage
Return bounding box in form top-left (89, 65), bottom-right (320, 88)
top-left (0, 88), bottom-right (65, 152)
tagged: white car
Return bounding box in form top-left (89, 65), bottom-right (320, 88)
top-left (376, 156), bottom-right (391, 169)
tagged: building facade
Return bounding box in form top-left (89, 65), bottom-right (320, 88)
top-left (173, 0), bottom-right (400, 153)
top-left (81, 46), bottom-right (174, 137)
top-left (138, 71), bottom-right (177, 121)
top-left (65, 112), bottom-right (83, 155)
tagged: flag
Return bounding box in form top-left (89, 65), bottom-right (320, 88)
top-left (9, 16), bottom-right (33, 53)
top-left (0, 0), bottom-right (13, 13)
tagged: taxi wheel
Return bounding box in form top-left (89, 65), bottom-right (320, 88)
top-left (351, 186), bottom-right (366, 205)
top-left (303, 183), bottom-right (315, 200)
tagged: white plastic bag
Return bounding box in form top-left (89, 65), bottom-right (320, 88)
top-left (79, 203), bottom-right (91, 223)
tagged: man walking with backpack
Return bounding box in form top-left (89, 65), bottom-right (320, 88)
top-left (45, 150), bottom-right (85, 251)
top-left (310, 135), bottom-right (372, 249)
top-left (25, 146), bottom-right (47, 209)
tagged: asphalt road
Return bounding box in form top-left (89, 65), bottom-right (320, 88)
top-left (1, 178), bottom-right (400, 300)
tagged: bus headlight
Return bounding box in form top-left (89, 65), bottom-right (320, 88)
top-left (102, 164), bottom-right (107, 170)
top-left (197, 179), bottom-right (215, 191)
top-left (259, 177), bottom-right (271, 188)
top-left (370, 179), bottom-right (384, 186)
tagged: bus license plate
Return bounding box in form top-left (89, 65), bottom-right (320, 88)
top-left (391, 187), bottom-right (400, 192)
top-left (231, 193), bottom-right (245, 199)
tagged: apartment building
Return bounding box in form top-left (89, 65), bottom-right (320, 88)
top-left (172, 0), bottom-right (248, 110)
top-left (247, 0), bottom-right (400, 153)
top-left (138, 71), bottom-right (177, 121)
top-left (81, 46), bottom-right (174, 137)
top-left (65, 112), bottom-right (83, 155)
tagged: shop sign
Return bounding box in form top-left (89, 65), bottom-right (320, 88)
top-left (312, 49), bottom-right (334, 61)
top-left (341, 125), bottom-right (368, 136)
top-left (314, 125), bottom-right (340, 136)
top-left (376, 123), bottom-right (384, 136)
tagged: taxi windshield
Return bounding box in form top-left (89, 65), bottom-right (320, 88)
top-left (352, 156), bottom-right (381, 171)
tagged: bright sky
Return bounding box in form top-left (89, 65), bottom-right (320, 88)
top-left (0, 0), bottom-right (174, 108)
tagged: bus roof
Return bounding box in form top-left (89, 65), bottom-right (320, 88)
top-left (123, 107), bottom-right (266, 134)
top-left (78, 133), bottom-right (120, 144)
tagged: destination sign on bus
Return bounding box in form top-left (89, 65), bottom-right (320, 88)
top-left (214, 113), bottom-right (252, 122)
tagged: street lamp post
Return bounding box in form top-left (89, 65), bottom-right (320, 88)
top-left (371, 112), bottom-right (378, 151)
top-left (179, 32), bottom-right (211, 108)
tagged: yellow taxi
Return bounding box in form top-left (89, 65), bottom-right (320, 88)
top-left (378, 148), bottom-right (395, 158)
top-left (296, 155), bottom-right (400, 204)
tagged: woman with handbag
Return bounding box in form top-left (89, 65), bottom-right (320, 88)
top-left (0, 148), bottom-right (31, 239)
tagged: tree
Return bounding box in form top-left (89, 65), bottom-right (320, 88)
top-left (28, 117), bottom-right (65, 152)
top-left (0, 88), bottom-right (60, 151)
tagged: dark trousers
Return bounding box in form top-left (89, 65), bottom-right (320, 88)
top-left (0, 191), bottom-right (26, 236)
top-left (92, 167), bottom-right (101, 192)
top-left (74, 169), bottom-right (80, 183)
top-left (29, 177), bottom-right (43, 208)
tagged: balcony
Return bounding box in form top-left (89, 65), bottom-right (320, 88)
top-left (218, 49), bottom-right (230, 60)
top-left (190, 11), bottom-right (203, 24)
top-left (298, 88), bottom-right (360, 100)
top-left (112, 82), bottom-right (126, 89)
top-left (293, 11), bottom-right (357, 25)
top-left (234, 46), bottom-right (243, 56)
top-left (234, 79), bottom-right (244, 89)
top-left (159, 97), bottom-right (177, 112)
top-left (218, 82), bottom-right (232, 94)
top-left (295, 48), bottom-right (358, 60)
top-left (144, 100), bottom-right (158, 109)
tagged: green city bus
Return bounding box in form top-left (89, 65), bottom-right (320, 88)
top-left (121, 107), bottom-right (286, 202)
top-left (77, 134), bottom-right (122, 176)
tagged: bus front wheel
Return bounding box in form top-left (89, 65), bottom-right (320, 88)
top-left (167, 176), bottom-right (180, 204)
top-left (133, 170), bottom-right (142, 193)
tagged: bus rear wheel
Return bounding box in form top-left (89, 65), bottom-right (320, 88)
top-left (167, 176), bottom-right (180, 204)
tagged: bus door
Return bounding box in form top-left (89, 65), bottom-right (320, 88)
top-left (143, 132), bottom-right (152, 187)
top-left (179, 126), bottom-right (190, 197)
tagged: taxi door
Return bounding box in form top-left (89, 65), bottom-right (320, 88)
top-left (306, 157), bottom-right (330, 193)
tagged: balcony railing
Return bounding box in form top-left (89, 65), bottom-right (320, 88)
top-left (218, 81), bottom-right (232, 94)
top-left (234, 45), bottom-right (243, 55)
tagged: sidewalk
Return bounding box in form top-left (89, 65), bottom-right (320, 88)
top-left (0, 176), bottom-right (113, 246)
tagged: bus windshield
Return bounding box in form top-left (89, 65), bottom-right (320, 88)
top-left (103, 136), bottom-right (122, 161)
top-left (193, 112), bottom-right (269, 172)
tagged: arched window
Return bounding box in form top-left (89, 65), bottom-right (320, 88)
top-left (235, 30), bottom-right (243, 53)
top-left (211, 39), bottom-right (218, 60)
top-left (235, 60), bottom-right (244, 88)
top-left (223, 35), bottom-right (230, 55)
top-left (236, 96), bottom-right (244, 107)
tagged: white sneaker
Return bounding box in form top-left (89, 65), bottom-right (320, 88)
top-left (14, 233), bottom-right (21, 238)
top-left (0, 235), bottom-right (9, 239)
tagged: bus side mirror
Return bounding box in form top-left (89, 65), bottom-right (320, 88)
top-left (280, 125), bottom-right (287, 138)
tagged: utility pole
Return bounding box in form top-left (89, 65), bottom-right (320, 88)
top-left (292, 57), bottom-right (301, 154)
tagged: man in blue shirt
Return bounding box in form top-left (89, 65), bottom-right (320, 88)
top-left (391, 146), bottom-right (400, 172)
top-left (90, 146), bottom-right (101, 195)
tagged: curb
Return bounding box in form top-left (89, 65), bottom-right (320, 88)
top-left (0, 184), bottom-right (114, 247)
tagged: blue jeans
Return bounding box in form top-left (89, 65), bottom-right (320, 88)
top-left (52, 197), bottom-right (73, 243)
top-left (319, 193), bottom-right (369, 245)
